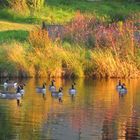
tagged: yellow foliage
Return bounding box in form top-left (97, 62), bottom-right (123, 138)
top-left (91, 49), bottom-right (139, 78)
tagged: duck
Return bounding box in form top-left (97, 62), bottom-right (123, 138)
top-left (13, 82), bottom-right (18, 88)
top-left (69, 83), bottom-right (76, 95)
top-left (58, 88), bottom-right (63, 102)
top-left (3, 82), bottom-right (8, 87)
top-left (0, 93), bottom-right (6, 98)
top-left (49, 80), bottom-right (56, 92)
top-left (16, 92), bottom-right (22, 99)
top-left (0, 91), bottom-right (18, 99)
top-left (119, 83), bottom-right (127, 94)
top-left (19, 83), bottom-right (26, 96)
top-left (116, 80), bottom-right (122, 90)
top-left (116, 82), bottom-right (127, 93)
top-left (3, 80), bottom-right (17, 89)
top-left (51, 87), bottom-right (63, 97)
top-left (36, 83), bottom-right (46, 94)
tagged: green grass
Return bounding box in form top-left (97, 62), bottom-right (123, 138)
top-left (0, 9), bottom-right (41, 24)
top-left (0, 1), bottom-right (139, 24)
top-left (0, 30), bottom-right (28, 44)
top-left (0, 0), bottom-right (139, 78)
top-left (0, 6), bottom-right (74, 24)
top-left (47, 0), bottom-right (140, 20)
top-left (0, 20), bottom-right (36, 44)
top-left (0, 21), bottom-right (36, 31)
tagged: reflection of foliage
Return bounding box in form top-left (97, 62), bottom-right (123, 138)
top-left (0, 106), bottom-right (13, 140)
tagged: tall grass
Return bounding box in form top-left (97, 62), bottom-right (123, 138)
top-left (2, 41), bottom-right (140, 78)
top-left (28, 28), bottom-right (91, 78)
top-left (28, 28), bottom-right (63, 77)
top-left (91, 49), bottom-right (139, 78)
top-left (0, 45), bottom-right (15, 77)
top-left (94, 20), bottom-right (139, 56)
top-left (0, 42), bottom-right (28, 77)
top-left (0, 12), bottom-right (140, 78)
top-left (61, 43), bottom-right (86, 78)
top-left (27, 26), bottom-right (140, 78)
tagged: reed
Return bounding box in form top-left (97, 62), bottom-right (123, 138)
top-left (29, 28), bottom-right (63, 77)
top-left (91, 48), bottom-right (139, 78)
top-left (0, 11), bottom-right (140, 78)
top-left (94, 20), bottom-right (139, 56)
top-left (29, 29), bottom-right (88, 78)
top-left (0, 42), bottom-right (29, 77)
top-left (61, 43), bottom-right (85, 78)
top-left (6, 42), bottom-right (34, 77)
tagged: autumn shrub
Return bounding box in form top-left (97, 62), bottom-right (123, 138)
top-left (29, 28), bottom-right (92, 78)
top-left (63, 12), bottom-right (97, 47)
top-left (29, 28), bottom-right (63, 78)
top-left (94, 20), bottom-right (139, 56)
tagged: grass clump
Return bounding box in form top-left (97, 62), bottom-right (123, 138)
top-left (91, 49), bottom-right (139, 78)
top-left (28, 28), bottom-right (63, 78)
top-left (0, 30), bottom-right (28, 44)
top-left (0, 4), bottom-right (139, 78)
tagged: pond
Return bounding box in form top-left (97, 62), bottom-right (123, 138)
top-left (0, 78), bottom-right (140, 140)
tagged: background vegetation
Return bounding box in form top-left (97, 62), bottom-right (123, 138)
top-left (0, 0), bottom-right (140, 78)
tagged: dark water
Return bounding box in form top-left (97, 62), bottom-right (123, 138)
top-left (0, 79), bottom-right (140, 140)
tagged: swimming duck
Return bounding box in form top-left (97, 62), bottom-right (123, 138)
top-left (116, 80), bottom-right (122, 90)
top-left (51, 87), bottom-right (63, 97)
top-left (0, 92), bottom-right (18, 99)
top-left (58, 87), bottom-right (63, 102)
top-left (16, 92), bottom-right (22, 100)
top-left (69, 83), bottom-right (76, 95)
top-left (13, 82), bottom-right (18, 88)
top-left (36, 83), bottom-right (46, 94)
top-left (3, 82), bottom-right (8, 87)
top-left (0, 93), bottom-right (6, 98)
top-left (119, 83), bottom-right (127, 94)
top-left (19, 84), bottom-right (25, 96)
top-left (49, 80), bottom-right (56, 92)
top-left (3, 81), bottom-right (17, 89)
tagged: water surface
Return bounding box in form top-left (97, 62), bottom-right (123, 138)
top-left (0, 79), bottom-right (140, 140)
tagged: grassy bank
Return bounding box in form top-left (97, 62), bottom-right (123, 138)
top-left (0, 1), bottom-right (139, 24)
top-left (0, 21), bottom-right (36, 31)
top-left (0, 1), bottom-right (140, 78)
top-left (1, 18), bottom-right (139, 78)
top-left (0, 21), bottom-right (37, 45)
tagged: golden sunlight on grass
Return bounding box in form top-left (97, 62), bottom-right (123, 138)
top-left (91, 49), bottom-right (140, 78)
top-left (0, 21), bottom-right (37, 31)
